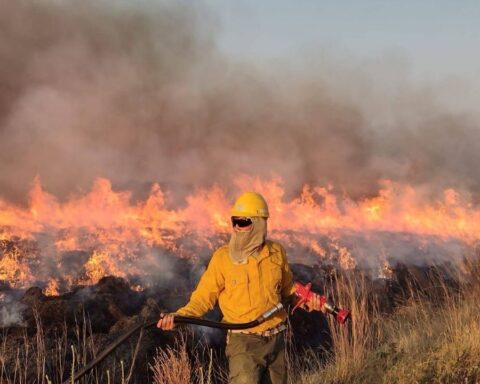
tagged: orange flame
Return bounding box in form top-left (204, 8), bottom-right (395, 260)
top-left (0, 176), bottom-right (479, 294)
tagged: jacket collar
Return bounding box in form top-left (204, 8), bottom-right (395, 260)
top-left (255, 241), bottom-right (278, 264)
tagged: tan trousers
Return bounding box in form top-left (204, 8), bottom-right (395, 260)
top-left (225, 332), bottom-right (287, 384)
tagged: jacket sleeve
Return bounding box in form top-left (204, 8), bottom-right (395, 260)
top-left (280, 247), bottom-right (296, 300)
top-left (175, 251), bottom-right (225, 317)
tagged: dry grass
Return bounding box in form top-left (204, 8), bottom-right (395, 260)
top-left (0, 309), bottom-right (129, 384)
top-left (149, 332), bottom-right (227, 384)
top-left (1, 313), bottom-right (222, 384)
top-left (299, 259), bottom-right (480, 384)
top-left (291, 273), bottom-right (382, 384)
top-left (2, 260), bottom-right (480, 383)
top-left (150, 335), bottom-right (194, 384)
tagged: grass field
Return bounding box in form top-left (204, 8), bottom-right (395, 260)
top-left (295, 259), bottom-right (480, 384)
top-left (2, 259), bottom-right (480, 383)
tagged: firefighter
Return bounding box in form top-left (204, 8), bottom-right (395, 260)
top-left (157, 192), bottom-right (325, 384)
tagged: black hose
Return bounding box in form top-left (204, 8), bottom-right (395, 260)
top-left (63, 304), bottom-right (283, 384)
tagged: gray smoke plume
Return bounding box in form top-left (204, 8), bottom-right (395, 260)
top-left (0, 0), bottom-right (479, 205)
top-left (0, 293), bottom-right (26, 327)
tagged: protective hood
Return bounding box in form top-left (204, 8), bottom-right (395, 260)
top-left (228, 217), bottom-right (267, 265)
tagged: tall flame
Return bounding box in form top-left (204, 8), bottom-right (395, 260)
top-left (1, 176), bottom-right (478, 295)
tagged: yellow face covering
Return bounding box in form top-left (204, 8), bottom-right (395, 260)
top-left (228, 217), bottom-right (267, 265)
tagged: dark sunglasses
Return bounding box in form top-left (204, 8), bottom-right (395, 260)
top-left (231, 217), bottom-right (253, 228)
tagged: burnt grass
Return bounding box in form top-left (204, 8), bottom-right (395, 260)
top-left (0, 259), bottom-right (462, 384)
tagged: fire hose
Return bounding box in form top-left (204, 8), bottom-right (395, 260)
top-left (63, 303), bottom-right (284, 384)
top-left (63, 283), bottom-right (350, 383)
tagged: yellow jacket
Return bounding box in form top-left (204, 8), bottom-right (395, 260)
top-left (175, 240), bottom-right (295, 333)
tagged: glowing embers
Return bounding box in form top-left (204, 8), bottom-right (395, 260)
top-left (43, 278), bottom-right (60, 296)
top-left (0, 239), bottom-right (37, 289)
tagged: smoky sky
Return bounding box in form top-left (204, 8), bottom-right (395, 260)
top-left (1, 0), bottom-right (479, 205)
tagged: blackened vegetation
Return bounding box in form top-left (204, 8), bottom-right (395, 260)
top-left (0, 259), bottom-right (466, 383)
top-left (2, 276), bottom-right (174, 383)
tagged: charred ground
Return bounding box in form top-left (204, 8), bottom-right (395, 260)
top-left (0, 256), bottom-right (467, 383)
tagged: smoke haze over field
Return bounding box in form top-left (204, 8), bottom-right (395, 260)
top-left (1, 0), bottom-right (480, 204)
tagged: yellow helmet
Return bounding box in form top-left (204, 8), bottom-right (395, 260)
top-left (230, 192), bottom-right (269, 218)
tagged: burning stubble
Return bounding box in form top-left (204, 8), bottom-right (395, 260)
top-left (1, 1), bottom-right (480, 297)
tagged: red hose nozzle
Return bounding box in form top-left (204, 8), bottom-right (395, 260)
top-left (294, 282), bottom-right (350, 324)
top-left (335, 308), bottom-right (351, 324)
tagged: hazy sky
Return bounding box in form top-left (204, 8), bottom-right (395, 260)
top-left (2, 0), bottom-right (480, 201)
top-left (204, 0), bottom-right (480, 86)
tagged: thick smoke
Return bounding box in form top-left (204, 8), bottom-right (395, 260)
top-left (0, 0), bottom-right (479, 204)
